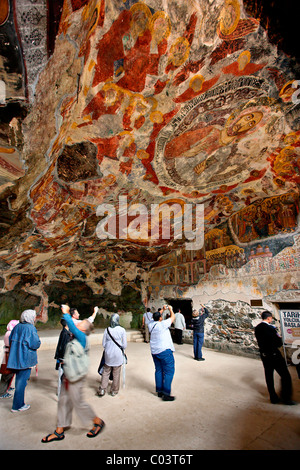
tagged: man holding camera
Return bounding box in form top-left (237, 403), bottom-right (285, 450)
top-left (149, 305), bottom-right (176, 401)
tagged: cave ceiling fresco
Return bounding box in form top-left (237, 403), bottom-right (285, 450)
top-left (0, 0), bottom-right (299, 302)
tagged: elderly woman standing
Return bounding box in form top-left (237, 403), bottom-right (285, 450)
top-left (7, 309), bottom-right (41, 412)
top-left (97, 314), bottom-right (127, 397)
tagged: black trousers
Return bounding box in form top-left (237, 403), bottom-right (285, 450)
top-left (175, 329), bottom-right (183, 344)
top-left (260, 351), bottom-right (292, 403)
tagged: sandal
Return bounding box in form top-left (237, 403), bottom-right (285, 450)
top-left (87, 419), bottom-right (105, 438)
top-left (42, 430), bottom-right (65, 443)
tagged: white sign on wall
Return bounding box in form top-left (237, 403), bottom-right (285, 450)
top-left (280, 310), bottom-right (300, 345)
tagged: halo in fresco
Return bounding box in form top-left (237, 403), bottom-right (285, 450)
top-left (153, 79), bottom-right (278, 195)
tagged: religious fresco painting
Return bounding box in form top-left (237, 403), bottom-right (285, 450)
top-left (0, 0), bottom-right (26, 101)
top-left (0, 0), bottom-right (299, 328)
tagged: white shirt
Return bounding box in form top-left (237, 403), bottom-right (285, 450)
top-left (143, 311), bottom-right (153, 325)
top-left (149, 318), bottom-right (175, 355)
top-left (174, 312), bottom-right (186, 330)
top-left (102, 326), bottom-right (127, 367)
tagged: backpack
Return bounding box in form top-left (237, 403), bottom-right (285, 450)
top-left (63, 338), bottom-right (89, 382)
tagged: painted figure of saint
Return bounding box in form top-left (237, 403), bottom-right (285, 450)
top-left (164, 111), bottom-right (263, 164)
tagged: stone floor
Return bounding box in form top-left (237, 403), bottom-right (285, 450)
top-left (0, 331), bottom-right (299, 452)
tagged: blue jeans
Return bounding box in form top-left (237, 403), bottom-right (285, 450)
top-left (193, 332), bottom-right (204, 359)
top-left (12, 368), bottom-right (32, 410)
top-left (152, 349), bottom-right (175, 396)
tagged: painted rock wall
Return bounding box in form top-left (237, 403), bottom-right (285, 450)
top-left (0, 0), bottom-right (299, 347)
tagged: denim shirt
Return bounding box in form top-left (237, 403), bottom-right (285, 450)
top-left (7, 322), bottom-right (41, 370)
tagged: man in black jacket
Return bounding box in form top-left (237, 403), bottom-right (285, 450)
top-left (254, 310), bottom-right (295, 405)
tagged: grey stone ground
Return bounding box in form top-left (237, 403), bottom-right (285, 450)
top-left (0, 330), bottom-right (299, 451)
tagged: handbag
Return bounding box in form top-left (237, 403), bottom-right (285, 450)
top-left (0, 350), bottom-right (12, 375)
top-left (97, 350), bottom-right (113, 380)
top-left (98, 351), bottom-right (106, 375)
top-left (107, 327), bottom-right (128, 364)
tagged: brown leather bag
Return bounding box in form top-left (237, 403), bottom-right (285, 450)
top-left (0, 350), bottom-right (12, 375)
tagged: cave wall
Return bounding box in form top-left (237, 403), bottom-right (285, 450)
top-left (0, 262), bottom-right (146, 334)
top-left (147, 233), bottom-right (300, 356)
top-left (0, 0), bottom-right (300, 354)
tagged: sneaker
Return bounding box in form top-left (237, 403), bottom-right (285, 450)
top-left (11, 404), bottom-right (31, 412)
top-left (111, 391), bottom-right (118, 397)
top-left (97, 389), bottom-right (105, 397)
top-left (0, 393), bottom-right (13, 399)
